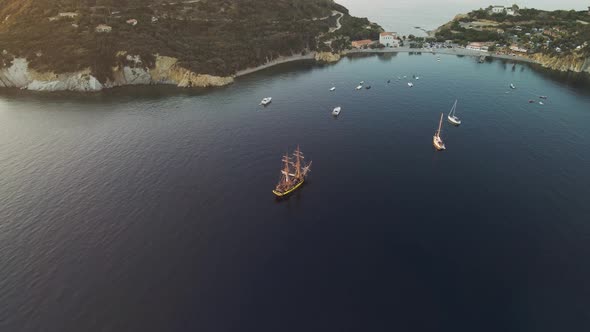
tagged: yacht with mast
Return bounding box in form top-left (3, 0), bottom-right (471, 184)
top-left (433, 113), bottom-right (446, 151)
top-left (447, 99), bottom-right (461, 126)
top-left (272, 146), bottom-right (312, 198)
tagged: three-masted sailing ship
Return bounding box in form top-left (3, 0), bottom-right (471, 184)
top-left (272, 146), bottom-right (312, 198)
top-left (433, 113), bottom-right (446, 151)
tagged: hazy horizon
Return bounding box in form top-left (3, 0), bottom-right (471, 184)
top-left (336, 0), bottom-right (589, 36)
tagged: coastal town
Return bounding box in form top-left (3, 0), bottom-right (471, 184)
top-left (346, 4), bottom-right (590, 72)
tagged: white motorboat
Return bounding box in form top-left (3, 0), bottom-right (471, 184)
top-left (332, 106), bottom-right (342, 116)
top-left (330, 87), bottom-right (336, 91)
top-left (510, 83), bottom-right (516, 89)
top-left (408, 82), bottom-right (414, 87)
top-left (447, 99), bottom-right (461, 126)
top-left (260, 97), bottom-right (272, 106)
top-left (359, 81), bottom-right (364, 85)
top-left (539, 101), bottom-right (544, 105)
top-left (356, 85), bottom-right (363, 90)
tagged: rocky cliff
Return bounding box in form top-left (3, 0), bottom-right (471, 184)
top-left (314, 52), bottom-right (341, 63)
top-left (531, 53), bottom-right (590, 74)
top-left (0, 55), bottom-right (234, 92)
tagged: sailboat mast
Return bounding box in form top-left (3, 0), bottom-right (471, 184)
top-left (437, 113), bottom-right (443, 136)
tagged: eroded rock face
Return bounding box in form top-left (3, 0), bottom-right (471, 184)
top-left (0, 58), bottom-right (103, 91)
top-left (315, 52), bottom-right (341, 63)
top-left (531, 53), bottom-right (590, 73)
top-left (0, 55), bottom-right (235, 92)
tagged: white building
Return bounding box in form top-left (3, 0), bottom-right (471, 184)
top-left (506, 8), bottom-right (516, 16)
top-left (491, 6), bottom-right (505, 14)
top-left (466, 42), bottom-right (488, 51)
top-left (379, 32), bottom-right (399, 47)
top-left (59, 12), bottom-right (78, 18)
top-left (95, 24), bottom-right (112, 33)
top-left (126, 19), bottom-right (138, 26)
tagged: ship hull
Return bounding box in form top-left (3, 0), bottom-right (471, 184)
top-left (273, 179), bottom-right (305, 198)
top-left (433, 136), bottom-right (446, 151)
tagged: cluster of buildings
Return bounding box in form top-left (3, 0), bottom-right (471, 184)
top-left (351, 32), bottom-right (401, 49)
top-left (490, 5), bottom-right (518, 16)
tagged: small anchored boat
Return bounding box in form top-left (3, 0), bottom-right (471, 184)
top-left (510, 83), bottom-right (516, 89)
top-left (359, 81), bottom-right (364, 85)
top-left (356, 85), bottom-right (363, 90)
top-left (447, 99), bottom-right (461, 126)
top-left (330, 87), bottom-right (336, 91)
top-left (332, 106), bottom-right (342, 116)
top-left (260, 97), bottom-right (272, 106)
top-left (433, 113), bottom-right (446, 151)
top-left (407, 82), bottom-right (414, 87)
top-left (365, 85), bottom-right (371, 89)
top-left (539, 101), bottom-right (544, 105)
top-left (539, 95), bottom-right (548, 99)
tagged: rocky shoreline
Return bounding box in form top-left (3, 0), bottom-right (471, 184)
top-left (1, 48), bottom-right (587, 93)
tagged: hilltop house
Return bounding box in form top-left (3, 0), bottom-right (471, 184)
top-left (59, 12), bottom-right (78, 18)
top-left (379, 32), bottom-right (399, 47)
top-left (351, 39), bottom-right (374, 49)
top-left (126, 19), bottom-right (138, 26)
top-left (95, 24), bottom-right (112, 33)
top-left (491, 6), bottom-right (505, 14)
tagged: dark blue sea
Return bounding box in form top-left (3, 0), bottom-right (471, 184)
top-left (1, 53), bottom-right (589, 332)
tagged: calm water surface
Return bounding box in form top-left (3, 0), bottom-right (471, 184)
top-left (1, 53), bottom-right (590, 331)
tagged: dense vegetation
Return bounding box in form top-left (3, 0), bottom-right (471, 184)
top-left (435, 6), bottom-right (590, 57)
top-left (0, 0), bottom-right (376, 81)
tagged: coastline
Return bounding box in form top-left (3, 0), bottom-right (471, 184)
top-left (232, 47), bottom-right (537, 79)
top-left (235, 53), bottom-right (316, 77)
top-left (342, 47), bottom-right (537, 64)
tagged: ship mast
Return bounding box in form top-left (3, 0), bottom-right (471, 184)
top-left (281, 153), bottom-right (291, 185)
top-left (437, 113), bottom-right (443, 137)
top-left (293, 145), bottom-right (303, 180)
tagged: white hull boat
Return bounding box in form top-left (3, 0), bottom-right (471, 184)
top-left (330, 87), bottom-right (336, 91)
top-left (260, 97), bottom-right (272, 106)
top-left (332, 106), bottom-right (342, 116)
top-left (356, 85), bottom-right (363, 90)
top-left (447, 99), bottom-right (461, 126)
top-left (408, 82), bottom-right (414, 87)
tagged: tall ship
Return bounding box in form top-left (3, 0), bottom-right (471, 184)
top-left (272, 146), bottom-right (312, 198)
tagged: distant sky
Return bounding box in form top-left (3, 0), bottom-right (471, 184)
top-left (336, 0), bottom-right (589, 36)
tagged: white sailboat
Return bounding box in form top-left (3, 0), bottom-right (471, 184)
top-left (447, 99), bottom-right (461, 126)
top-left (433, 113), bottom-right (446, 151)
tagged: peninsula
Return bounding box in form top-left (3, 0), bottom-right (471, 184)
top-left (0, 0), bottom-right (382, 92)
top-left (433, 5), bottom-right (590, 73)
